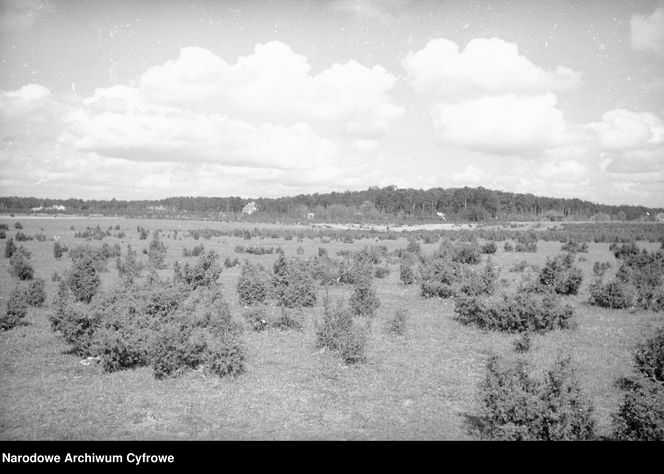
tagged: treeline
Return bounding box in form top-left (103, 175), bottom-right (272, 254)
top-left (1, 186), bottom-right (662, 221)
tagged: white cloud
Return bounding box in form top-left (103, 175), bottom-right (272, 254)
top-left (588, 109), bottom-right (664, 151)
top-left (431, 93), bottom-right (567, 154)
top-left (631, 5), bottom-right (664, 58)
top-left (0, 83), bottom-right (66, 144)
top-left (63, 103), bottom-right (337, 170)
top-left (138, 42), bottom-right (403, 134)
top-left (403, 37), bottom-right (581, 96)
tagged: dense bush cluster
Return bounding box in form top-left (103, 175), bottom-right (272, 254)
top-left (50, 278), bottom-right (245, 379)
top-left (473, 354), bottom-right (595, 440)
top-left (173, 250), bottom-right (222, 290)
top-left (454, 289), bottom-right (574, 333)
top-left (272, 255), bottom-right (317, 308)
top-left (74, 225), bottom-right (108, 240)
top-left (612, 327), bottom-right (664, 440)
top-left (536, 253), bottom-right (583, 295)
top-left (589, 246), bottom-right (663, 311)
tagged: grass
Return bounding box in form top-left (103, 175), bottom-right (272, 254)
top-left (0, 217), bottom-right (662, 439)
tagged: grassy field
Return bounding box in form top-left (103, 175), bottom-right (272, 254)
top-left (0, 216), bottom-right (662, 440)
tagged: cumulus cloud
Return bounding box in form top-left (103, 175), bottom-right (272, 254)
top-left (0, 83), bottom-right (67, 144)
top-left (63, 102), bottom-right (337, 170)
top-left (631, 5), bottom-right (664, 58)
top-left (588, 109), bottom-right (664, 151)
top-left (431, 93), bottom-right (568, 154)
top-left (138, 42), bottom-right (403, 134)
top-left (403, 37), bottom-right (581, 96)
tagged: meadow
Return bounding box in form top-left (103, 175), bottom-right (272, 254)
top-left (0, 216), bottom-right (662, 440)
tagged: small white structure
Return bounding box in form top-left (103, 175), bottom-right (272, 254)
top-left (307, 212), bottom-right (315, 220)
top-left (437, 212), bottom-right (446, 221)
top-left (242, 202), bottom-right (258, 215)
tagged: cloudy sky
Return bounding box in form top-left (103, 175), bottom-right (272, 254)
top-left (1, 0), bottom-right (663, 206)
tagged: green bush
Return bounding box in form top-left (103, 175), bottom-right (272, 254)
top-left (272, 256), bottom-right (317, 308)
top-left (537, 253), bottom-right (583, 295)
top-left (316, 299), bottom-right (368, 364)
top-left (66, 252), bottom-right (101, 303)
top-left (14, 222), bottom-right (23, 229)
top-left (399, 259), bottom-right (415, 285)
top-left (592, 261), bottom-right (611, 277)
top-left (147, 232), bottom-right (168, 269)
top-left (4, 238), bottom-right (16, 258)
top-left (504, 241), bottom-right (514, 252)
top-left (1, 285), bottom-right (29, 330)
top-left (513, 333), bottom-right (532, 353)
top-left (561, 240), bottom-right (588, 253)
top-left (454, 290), bottom-right (574, 333)
top-left (458, 260), bottom-right (499, 297)
top-left (9, 247), bottom-right (34, 280)
top-left (349, 277), bottom-right (380, 318)
top-left (50, 282), bottom-right (101, 356)
top-left (589, 280), bottom-right (637, 309)
top-left (173, 250), bottom-right (222, 290)
top-left (53, 241), bottom-right (68, 259)
top-left (23, 278), bottom-right (46, 307)
top-left (237, 261), bottom-right (270, 306)
top-left (243, 305), bottom-right (269, 331)
top-left (481, 241), bottom-right (497, 254)
top-left (116, 245), bottom-right (143, 283)
top-left (613, 250), bottom-right (664, 310)
top-left (612, 328), bottom-right (664, 440)
top-left (474, 355), bottom-right (595, 440)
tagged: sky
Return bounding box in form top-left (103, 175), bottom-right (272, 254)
top-left (0, 0), bottom-right (663, 206)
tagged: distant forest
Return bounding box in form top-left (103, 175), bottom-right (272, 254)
top-left (1, 186), bottom-right (663, 222)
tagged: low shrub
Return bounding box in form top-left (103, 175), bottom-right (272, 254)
top-left (481, 241), bottom-right (497, 254)
top-left (65, 252), bottom-right (101, 303)
top-left (116, 245), bottom-right (143, 283)
top-left (23, 278), bottom-right (46, 307)
top-left (504, 241), bottom-right (514, 252)
top-left (14, 222), bottom-right (23, 229)
top-left (224, 257), bottom-right (240, 268)
top-left (537, 253), bottom-right (583, 295)
top-left (1, 285), bottom-right (29, 330)
top-left (454, 290), bottom-right (574, 333)
top-left (589, 280), bottom-right (637, 309)
top-left (349, 277), bottom-right (380, 318)
top-left (273, 307), bottom-right (304, 331)
top-left (4, 238), bottom-right (16, 258)
top-left (513, 333), bottom-right (532, 353)
top-left (173, 250), bottom-right (222, 290)
top-left (612, 328), bottom-right (664, 440)
top-left (183, 244), bottom-right (205, 257)
top-left (53, 241), bottom-right (68, 259)
top-left (592, 261), bottom-right (611, 277)
top-left (561, 240), bottom-right (589, 253)
top-left (374, 265), bottom-right (390, 279)
top-left (9, 247), bottom-right (34, 280)
top-left (399, 259), bottom-right (415, 285)
top-left (315, 300), bottom-right (368, 365)
top-left (386, 309), bottom-right (408, 337)
top-left (272, 256), bottom-right (317, 308)
top-left (243, 305), bottom-right (269, 331)
top-left (15, 231), bottom-right (33, 241)
top-left (147, 232), bottom-right (167, 269)
top-left (474, 354), bottom-right (595, 440)
top-left (237, 261), bottom-right (270, 306)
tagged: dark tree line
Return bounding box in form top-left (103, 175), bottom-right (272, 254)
top-left (1, 186), bottom-right (661, 221)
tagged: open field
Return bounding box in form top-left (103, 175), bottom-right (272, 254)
top-left (1, 216), bottom-right (662, 440)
